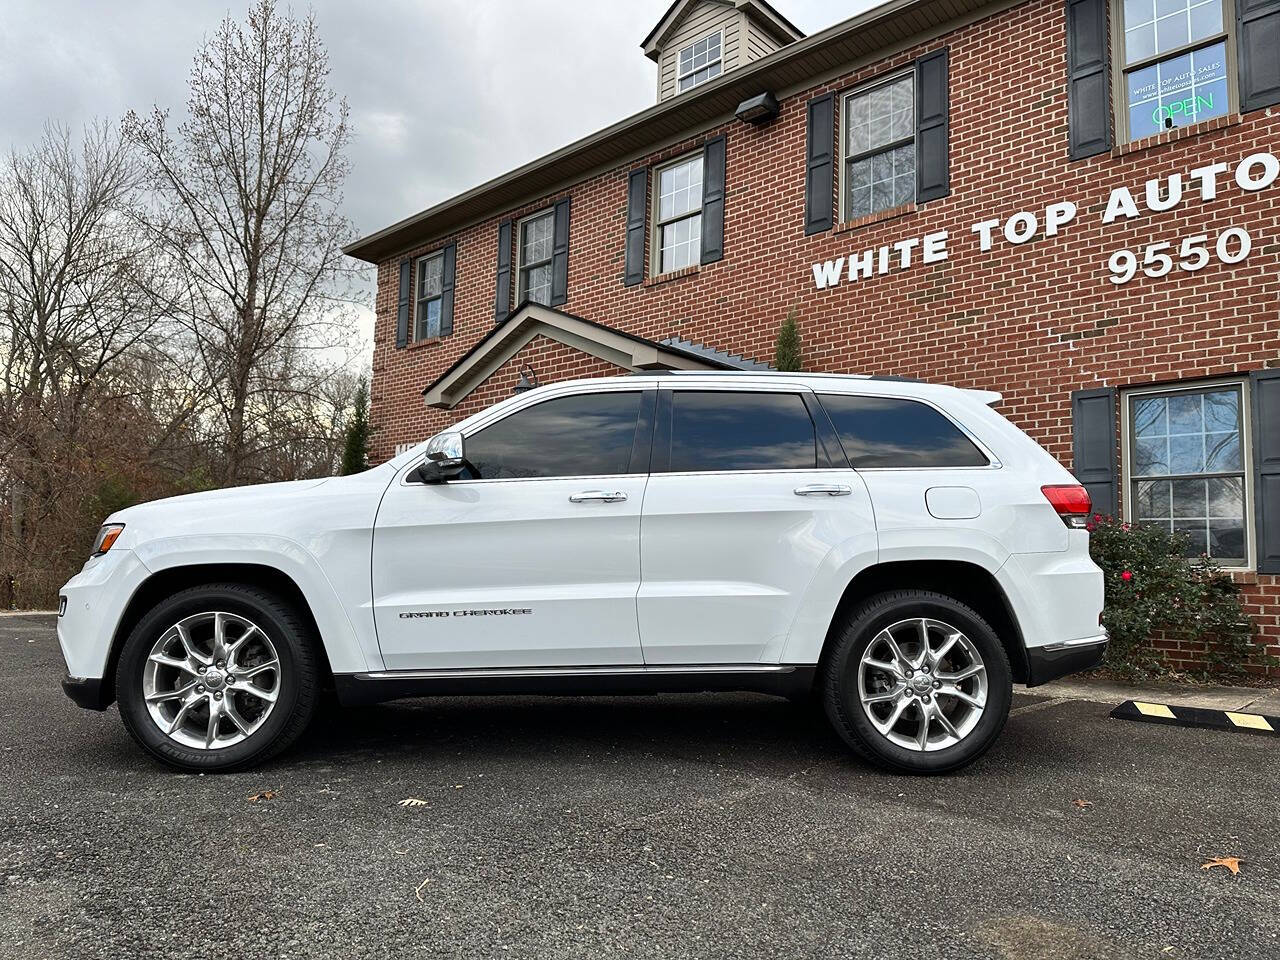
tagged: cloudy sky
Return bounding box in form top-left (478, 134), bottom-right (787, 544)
top-left (0, 0), bottom-right (877, 358)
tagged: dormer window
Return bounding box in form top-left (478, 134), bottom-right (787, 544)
top-left (643, 2), bottom-right (804, 104)
top-left (677, 32), bottom-right (723, 92)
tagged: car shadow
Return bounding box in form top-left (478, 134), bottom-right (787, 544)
top-left (295, 692), bottom-right (847, 766)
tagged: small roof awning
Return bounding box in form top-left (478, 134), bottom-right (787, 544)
top-left (421, 303), bottom-right (768, 409)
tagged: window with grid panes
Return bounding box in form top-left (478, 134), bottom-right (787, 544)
top-left (653, 154), bottom-right (703, 274)
top-left (842, 73), bottom-right (916, 220)
top-left (677, 32), bottom-right (722, 92)
top-left (1117, 0), bottom-right (1234, 141)
top-left (1127, 382), bottom-right (1248, 564)
top-left (517, 210), bottom-right (554, 305)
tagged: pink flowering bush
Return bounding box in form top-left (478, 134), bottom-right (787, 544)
top-left (1087, 514), bottom-right (1258, 678)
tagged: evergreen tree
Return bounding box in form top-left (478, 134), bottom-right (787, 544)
top-left (340, 379), bottom-right (370, 475)
top-left (774, 308), bottom-right (803, 372)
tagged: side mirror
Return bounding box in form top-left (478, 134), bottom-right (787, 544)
top-left (425, 431), bottom-right (464, 465)
top-left (411, 431), bottom-right (467, 484)
top-left (411, 459), bottom-right (462, 484)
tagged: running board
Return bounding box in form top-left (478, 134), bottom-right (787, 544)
top-left (333, 664), bottom-right (816, 706)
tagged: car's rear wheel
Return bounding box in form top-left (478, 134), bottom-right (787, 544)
top-left (822, 590), bottom-right (1011, 774)
top-left (115, 583), bottom-right (319, 771)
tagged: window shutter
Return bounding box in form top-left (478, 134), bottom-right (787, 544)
top-left (1251, 370), bottom-right (1280, 573)
top-left (550, 197), bottom-right (571, 306)
top-left (700, 135), bottom-right (726, 264)
top-left (439, 242), bottom-right (457, 337)
top-left (395, 259), bottom-right (411, 349)
top-left (1070, 387), bottom-right (1117, 519)
top-left (1065, 0), bottom-right (1112, 160)
top-left (494, 219), bottom-right (513, 324)
top-left (915, 48), bottom-right (951, 203)
top-left (1238, 0), bottom-right (1280, 111)
top-left (804, 93), bottom-right (834, 235)
top-left (624, 168), bottom-right (648, 286)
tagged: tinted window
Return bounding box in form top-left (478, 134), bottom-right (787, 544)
top-left (820, 394), bottom-right (988, 468)
top-left (465, 392), bottom-right (642, 479)
top-left (668, 392), bottom-right (816, 472)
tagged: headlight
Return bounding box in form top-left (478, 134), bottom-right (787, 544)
top-left (91, 523), bottom-right (125, 557)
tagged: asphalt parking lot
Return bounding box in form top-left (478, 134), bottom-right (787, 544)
top-left (2, 613), bottom-right (1277, 960)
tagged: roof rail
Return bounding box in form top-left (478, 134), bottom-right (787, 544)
top-left (628, 369), bottom-right (922, 383)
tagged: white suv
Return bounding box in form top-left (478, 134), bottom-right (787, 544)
top-left (59, 372), bottom-right (1106, 774)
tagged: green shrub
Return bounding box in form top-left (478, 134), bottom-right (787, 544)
top-left (1087, 514), bottom-right (1259, 678)
top-left (774, 308), bottom-right (802, 372)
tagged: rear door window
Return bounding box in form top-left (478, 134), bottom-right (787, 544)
top-left (819, 394), bottom-right (989, 468)
top-left (664, 391), bottom-right (817, 472)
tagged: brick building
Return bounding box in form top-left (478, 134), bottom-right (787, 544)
top-left (345, 0), bottom-right (1280, 667)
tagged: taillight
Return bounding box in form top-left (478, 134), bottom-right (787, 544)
top-left (1041, 485), bottom-right (1092, 529)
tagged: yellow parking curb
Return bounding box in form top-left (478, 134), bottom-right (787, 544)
top-left (1224, 711), bottom-right (1273, 732)
top-left (1111, 700), bottom-right (1278, 737)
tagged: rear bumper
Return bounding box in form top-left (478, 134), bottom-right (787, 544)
top-left (1025, 634), bottom-right (1108, 687)
top-left (62, 675), bottom-right (110, 711)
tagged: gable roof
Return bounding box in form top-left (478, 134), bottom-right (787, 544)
top-left (641, 0), bottom-right (806, 61)
top-left (421, 303), bottom-right (758, 408)
top-left (345, 0), bottom-right (1004, 264)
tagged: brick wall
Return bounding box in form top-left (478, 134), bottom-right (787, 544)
top-left (365, 0), bottom-right (1280, 668)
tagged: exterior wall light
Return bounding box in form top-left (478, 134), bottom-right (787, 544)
top-left (512, 365), bottom-right (540, 394)
top-left (735, 91), bottom-right (780, 124)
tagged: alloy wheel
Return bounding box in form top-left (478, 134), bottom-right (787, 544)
top-left (141, 611), bottom-right (282, 750)
top-left (857, 617), bottom-right (988, 752)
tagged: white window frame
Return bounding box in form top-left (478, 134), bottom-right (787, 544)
top-left (1120, 376), bottom-right (1254, 569)
top-left (1111, 0), bottom-right (1239, 144)
top-left (650, 152), bottom-right (704, 277)
top-left (413, 250), bottom-right (445, 341)
top-left (677, 30), bottom-right (723, 93)
top-left (838, 68), bottom-right (917, 224)
top-left (515, 208), bottom-right (555, 306)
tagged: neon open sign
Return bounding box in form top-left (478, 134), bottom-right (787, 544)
top-left (1153, 92), bottom-right (1215, 126)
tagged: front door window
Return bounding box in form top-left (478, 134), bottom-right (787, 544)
top-left (464, 391), bottom-right (643, 479)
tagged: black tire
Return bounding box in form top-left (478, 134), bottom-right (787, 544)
top-left (821, 589), bottom-right (1012, 774)
top-left (115, 583), bottom-right (320, 772)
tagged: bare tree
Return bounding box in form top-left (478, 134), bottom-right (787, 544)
top-left (125, 0), bottom-right (357, 484)
top-left (0, 122), bottom-right (176, 603)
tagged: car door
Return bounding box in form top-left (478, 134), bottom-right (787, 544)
top-left (371, 385), bottom-right (654, 671)
top-left (637, 384), bottom-right (877, 665)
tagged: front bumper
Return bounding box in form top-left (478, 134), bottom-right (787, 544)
top-left (1025, 634), bottom-right (1108, 686)
top-left (61, 675), bottom-right (109, 711)
top-left (57, 548), bottom-right (149, 685)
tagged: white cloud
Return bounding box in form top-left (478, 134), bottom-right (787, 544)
top-left (360, 110), bottom-right (410, 153)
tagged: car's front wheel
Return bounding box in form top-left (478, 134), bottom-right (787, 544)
top-left (115, 583), bottom-right (319, 771)
top-left (822, 590), bottom-right (1012, 774)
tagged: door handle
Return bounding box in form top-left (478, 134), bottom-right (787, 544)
top-left (794, 484), bottom-right (852, 497)
top-left (569, 490), bottom-right (628, 503)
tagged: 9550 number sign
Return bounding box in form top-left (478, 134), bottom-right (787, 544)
top-left (1106, 227), bottom-right (1253, 285)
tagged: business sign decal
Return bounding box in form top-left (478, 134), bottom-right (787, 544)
top-left (1127, 43), bottom-right (1229, 140)
top-left (811, 150), bottom-right (1277, 291)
